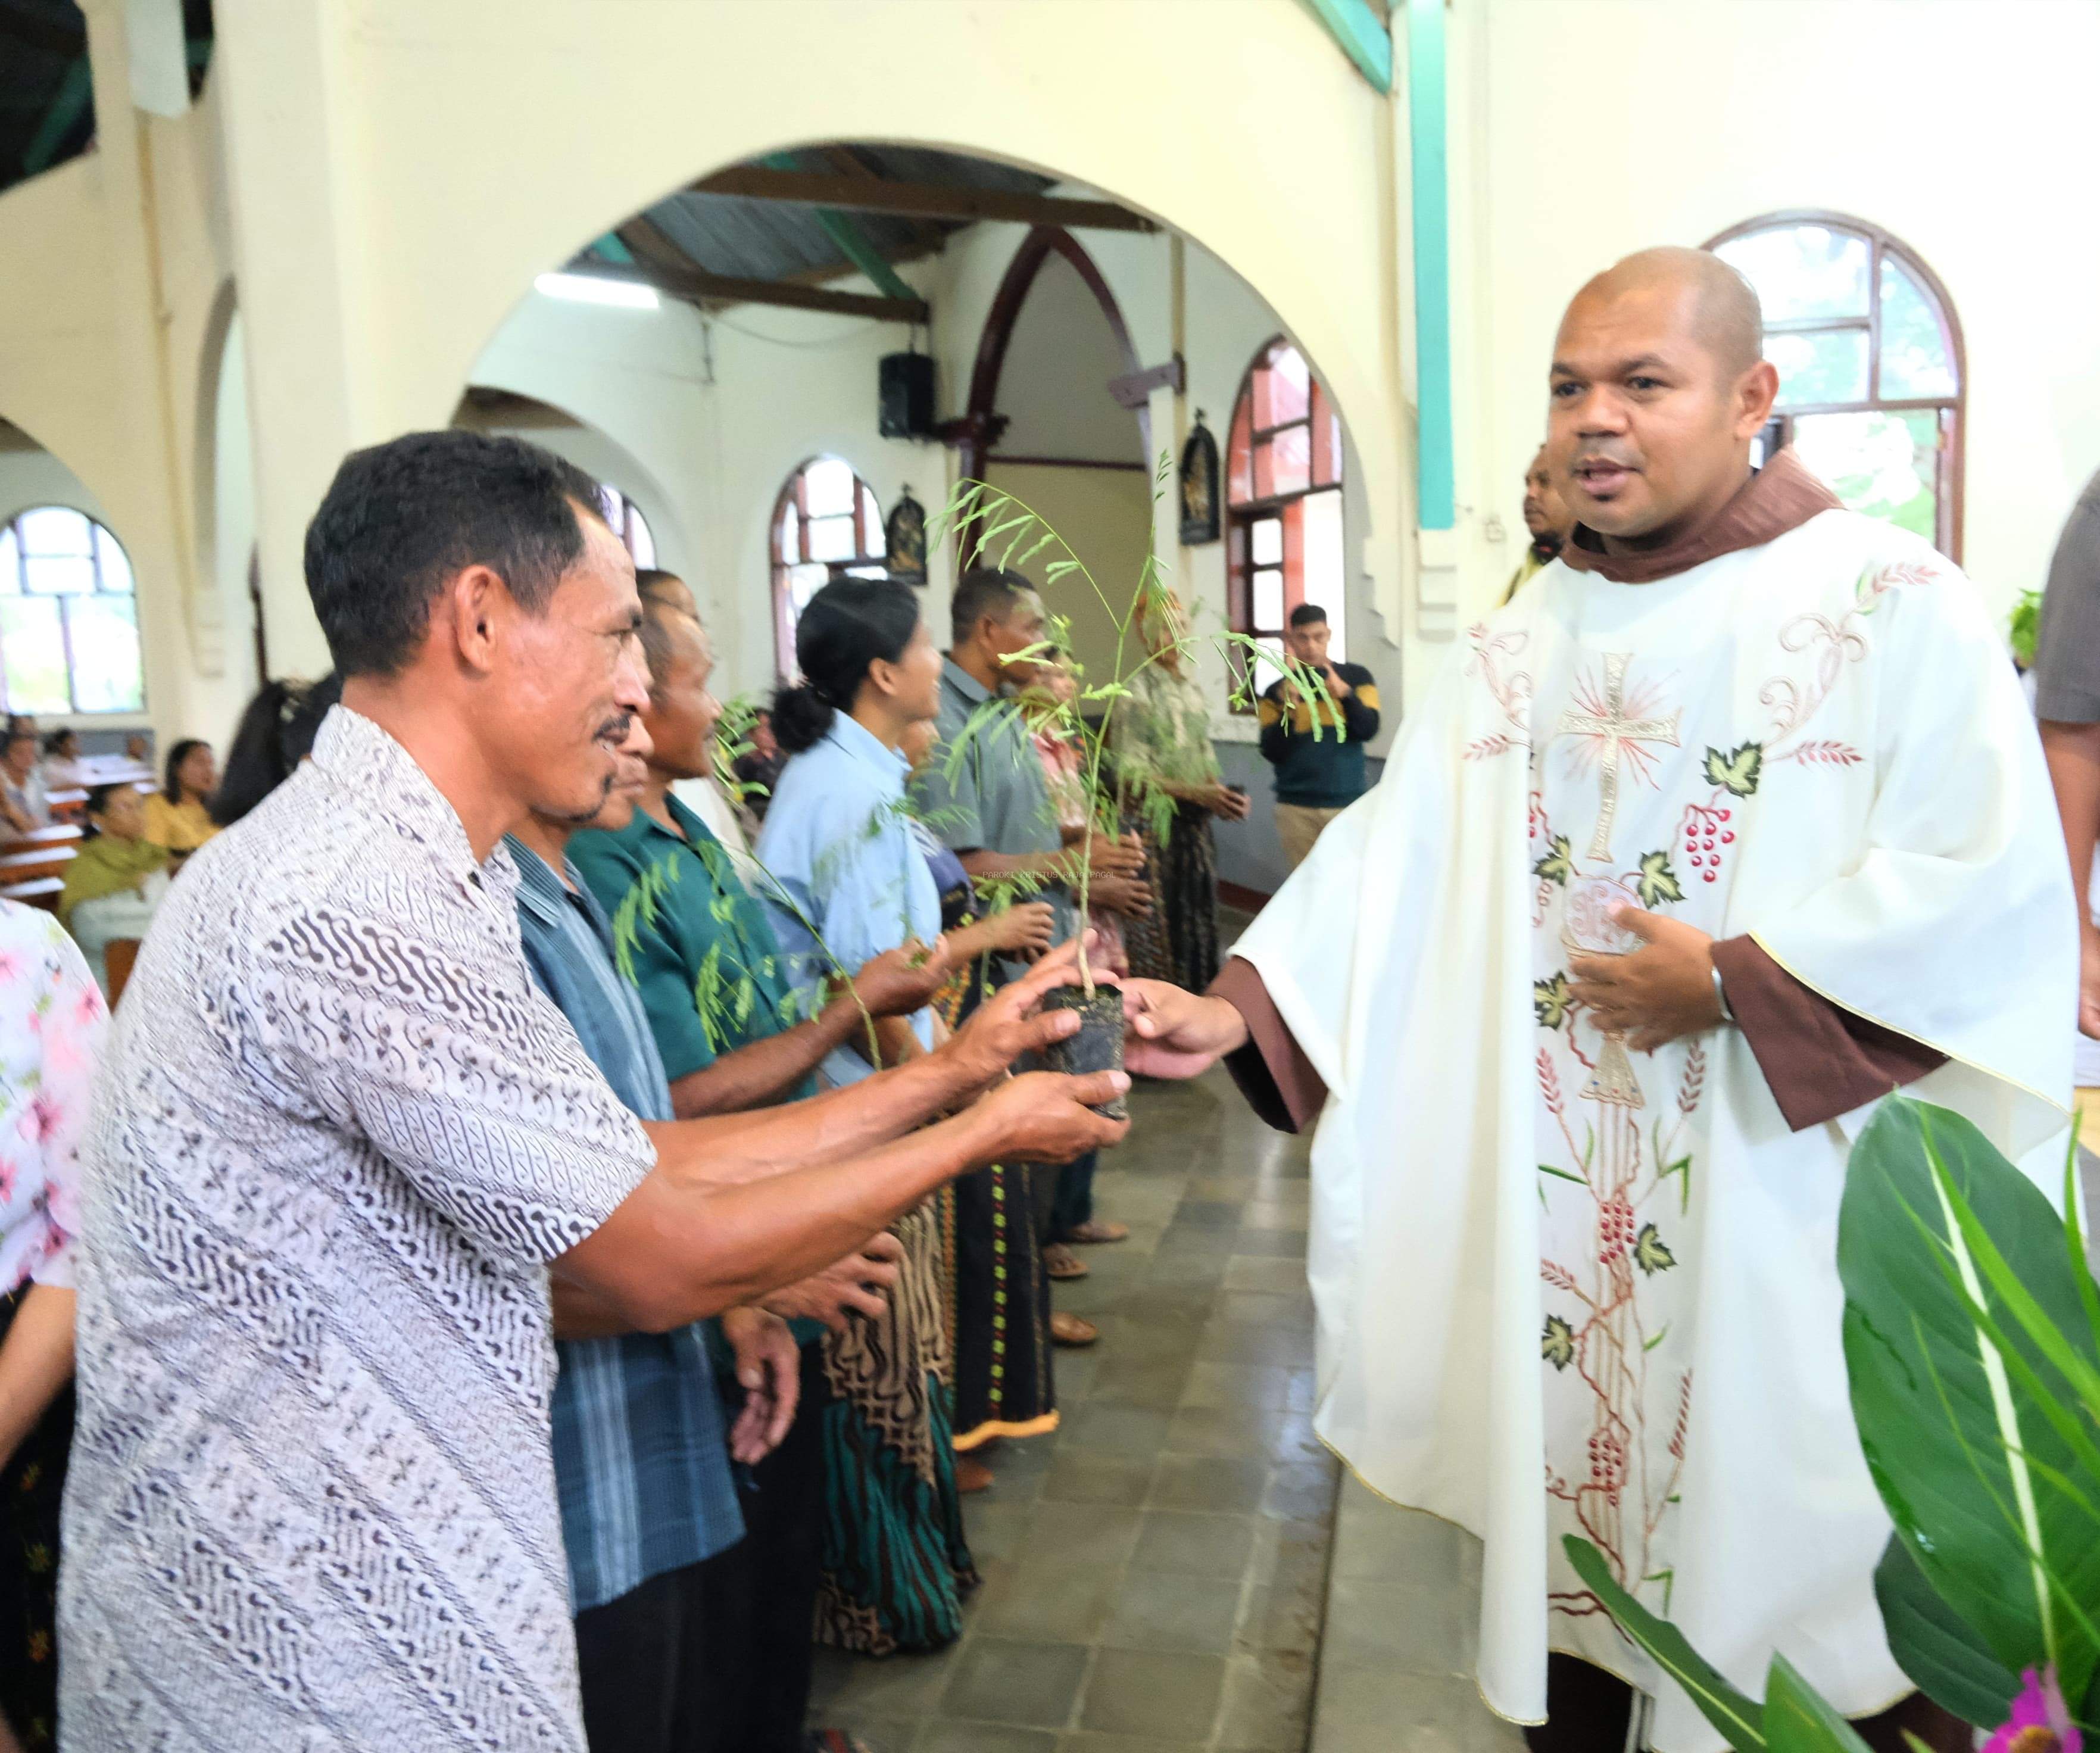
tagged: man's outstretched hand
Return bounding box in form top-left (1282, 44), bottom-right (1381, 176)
top-left (938, 935), bottom-right (1094, 1094)
top-left (851, 940), bottom-right (953, 1020)
top-left (971, 1069), bottom-right (1130, 1163)
top-left (762, 1231), bottom-right (904, 1330)
top-left (719, 1305), bottom-right (801, 1464)
top-left (1567, 906), bottom-right (1724, 1053)
top-left (1121, 979), bottom-right (1250, 1078)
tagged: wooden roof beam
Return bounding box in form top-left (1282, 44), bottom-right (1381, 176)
top-left (691, 167), bottom-right (1156, 235)
top-left (595, 243), bottom-right (928, 325)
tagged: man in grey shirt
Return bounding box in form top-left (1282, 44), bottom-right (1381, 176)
top-left (61, 434), bottom-right (1125, 1752)
top-left (2035, 466), bottom-right (2100, 1037)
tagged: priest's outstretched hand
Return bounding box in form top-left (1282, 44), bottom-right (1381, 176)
top-left (1568, 905), bottom-right (1726, 1053)
top-left (1120, 979), bottom-right (1250, 1078)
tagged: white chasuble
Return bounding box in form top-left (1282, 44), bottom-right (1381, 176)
top-left (1231, 509), bottom-right (2075, 1751)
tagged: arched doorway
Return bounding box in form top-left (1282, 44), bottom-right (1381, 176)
top-left (962, 227), bottom-right (1151, 687)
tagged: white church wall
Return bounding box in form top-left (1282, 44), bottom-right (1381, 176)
top-left (1464, 0), bottom-right (2100, 625)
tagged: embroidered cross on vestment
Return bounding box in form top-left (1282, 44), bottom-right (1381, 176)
top-left (1556, 653), bottom-right (1681, 860)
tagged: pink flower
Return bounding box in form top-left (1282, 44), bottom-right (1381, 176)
top-left (1986, 1667), bottom-right (2082, 1753)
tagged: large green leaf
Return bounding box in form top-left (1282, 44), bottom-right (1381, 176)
top-left (1761, 1655), bottom-right (1875, 1753)
top-left (1562, 1536), bottom-right (1767, 1752)
top-left (1872, 1534), bottom-right (2021, 1729)
top-left (1839, 1097), bottom-right (2100, 1707)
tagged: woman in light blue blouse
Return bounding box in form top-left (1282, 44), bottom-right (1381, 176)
top-left (753, 578), bottom-right (972, 1654)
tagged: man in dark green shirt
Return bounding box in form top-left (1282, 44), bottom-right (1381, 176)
top-left (569, 572), bottom-right (940, 1752)
top-left (1257, 601), bottom-right (1381, 869)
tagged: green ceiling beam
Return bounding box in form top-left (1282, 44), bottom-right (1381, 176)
top-left (1302, 0), bottom-right (1393, 93)
top-left (761, 151), bottom-right (920, 306)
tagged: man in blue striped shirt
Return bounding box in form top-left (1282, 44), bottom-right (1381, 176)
top-left (508, 726), bottom-right (930, 1752)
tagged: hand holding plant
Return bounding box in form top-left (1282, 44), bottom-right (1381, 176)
top-left (937, 936), bottom-right (1096, 1094)
top-left (968, 1068), bottom-right (1131, 1164)
top-left (984, 900), bottom-right (1057, 957)
top-left (847, 941), bottom-right (953, 1021)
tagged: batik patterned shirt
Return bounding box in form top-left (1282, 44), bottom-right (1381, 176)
top-left (60, 707), bottom-right (656, 1753)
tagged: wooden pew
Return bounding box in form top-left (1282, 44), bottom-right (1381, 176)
top-left (0, 824), bottom-right (82, 857)
top-left (105, 937), bottom-right (141, 1007)
top-left (1, 877), bottom-right (63, 913)
top-left (47, 788), bottom-right (86, 823)
top-left (0, 843), bottom-right (76, 887)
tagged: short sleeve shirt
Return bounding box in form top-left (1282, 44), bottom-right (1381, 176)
top-left (61, 707), bottom-right (655, 1753)
top-left (2035, 468), bottom-right (2100, 722)
top-left (918, 658), bottom-right (1075, 945)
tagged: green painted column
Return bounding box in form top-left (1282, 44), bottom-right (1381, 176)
top-left (1406, 0), bottom-right (1455, 532)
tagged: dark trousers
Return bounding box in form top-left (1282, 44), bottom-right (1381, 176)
top-left (692, 1339), bottom-right (828, 1753)
top-left (575, 1343), bottom-right (828, 1753)
top-left (1520, 1652), bottom-right (1970, 1753)
top-left (1051, 1150), bottom-right (1099, 1237)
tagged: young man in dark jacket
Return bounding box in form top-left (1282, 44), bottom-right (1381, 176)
top-left (1257, 602), bottom-right (1380, 868)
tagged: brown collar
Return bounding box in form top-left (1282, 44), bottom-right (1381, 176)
top-left (1559, 448), bottom-right (1841, 584)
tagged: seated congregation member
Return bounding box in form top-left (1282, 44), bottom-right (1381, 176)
top-left (58, 784), bottom-right (170, 999)
top-left (0, 732), bottom-right (49, 835)
top-left (38, 731), bottom-right (85, 790)
top-left (60, 431), bottom-right (1126, 1753)
top-left (899, 715), bottom-right (1068, 1485)
top-left (569, 576), bottom-right (944, 1746)
top-left (144, 738), bottom-right (219, 856)
top-left (754, 576), bottom-right (987, 1654)
top-left (0, 903), bottom-right (105, 1753)
top-left (921, 570), bottom-right (1153, 1283)
top-left (208, 673), bottom-right (343, 829)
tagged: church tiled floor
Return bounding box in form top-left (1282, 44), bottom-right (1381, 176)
top-left (807, 1064), bottom-right (1340, 1751)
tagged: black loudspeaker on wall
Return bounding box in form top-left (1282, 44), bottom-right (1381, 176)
top-left (879, 353), bottom-right (935, 439)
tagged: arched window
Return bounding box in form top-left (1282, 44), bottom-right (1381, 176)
top-left (770, 457), bottom-right (885, 678)
top-left (1708, 213), bottom-right (1964, 558)
top-left (597, 484), bottom-right (657, 569)
top-left (1225, 338), bottom-right (1345, 709)
top-left (0, 507), bottom-right (145, 714)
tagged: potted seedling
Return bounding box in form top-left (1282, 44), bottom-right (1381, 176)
top-left (926, 456), bottom-right (1343, 1119)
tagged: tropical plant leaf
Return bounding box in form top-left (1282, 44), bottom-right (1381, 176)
top-left (1872, 1534), bottom-right (2021, 1730)
top-left (1704, 741), bottom-right (1764, 798)
top-left (1561, 1536), bottom-right (1767, 1751)
top-left (1839, 1097), bottom-right (2100, 1708)
top-left (1534, 972), bottom-right (1572, 1031)
top-left (1533, 834), bottom-right (1574, 885)
top-left (1634, 1224), bottom-right (1677, 1275)
top-left (1542, 1315), bottom-right (1575, 1370)
top-left (1637, 850), bottom-right (1684, 907)
top-left (1760, 1654), bottom-right (1873, 1753)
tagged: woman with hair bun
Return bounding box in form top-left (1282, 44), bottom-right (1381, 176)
top-left (753, 577), bottom-right (976, 1655)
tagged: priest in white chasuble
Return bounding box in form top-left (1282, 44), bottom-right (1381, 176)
top-left (1122, 249), bottom-right (2076, 1753)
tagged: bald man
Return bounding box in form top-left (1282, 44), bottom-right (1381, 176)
top-left (1119, 247), bottom-right (2071, 1752)
top-left (1502, 444), bottom-right (1575, 604)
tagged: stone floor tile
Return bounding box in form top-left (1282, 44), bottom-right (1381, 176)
top-left (1042, 1449), bottom-right (1157, 1508)
top-left (1147, 1453), bottom-right (1272, 1514)
top-left (1169, 1199), bottom-right (1248, 1229)
top-left (1259, 1459), bottom-right (1338, 1523)
top-left (1312, 1668), bottom-right (1512, 1753)
top-left (1215, 1648), bottom-right (1317, 1751)
top-left (1055, 1735), bottom-right (1203, 1753)
top-left (1165, 1402), bottom-right (1274, 1460)
top-left (965, 1499), bottom-right (1039, 1565)
top-left (1100, 1566), bottom-right (1244, 1653)
top-left (1233, 1580), bottom-right (1321, 1659)
top-left (1130, 1509), bottom-right (1259, 1579)
top-left (915, 1724), bottom-right (1059, 1753)
top-left (1050, 1346), bottom-right (1103, 1403)
top-left (1079, 1648), bottom-right (1229, 1741)
top-left (1212, 1290), bottom-right (1317, 1330)
top-left (1221, 1255), bottom-right (1311, 1295)
top-left (1322, 1574), bottom-right (1477, 1676)
top-left (825, 1717), bottom-right (920, 1753)
top-left (1059, 1400), bottom-right (1175, 1457)
top-left (973, 1556), bottom-right (1126, 1644)
top-left (1328, 1489), bottom-right (1477, 1586)
top-left (1093, 1318), bottom-right (1205, 1369)
top-left (1089, 1353), bottom-right (1197, 1410)
top-left (1238, 1202), bottom-right (1310, 1234)
top-left (1221, 1229), bottom-right (1310, 1258)
top-left (1178, 1362), bottom-right (1299, 1412)
top-left (1020, 1501), bottom-right (1146, 1569)
top-left (938, 1638), bottom-right (1093, 1729)
top-left (816, 1642), bottom-right (966, 1717)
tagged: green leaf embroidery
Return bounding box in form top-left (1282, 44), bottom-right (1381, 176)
top-left (1703, 740), bottom-right (1764, 798)
top-left (1533, 834), bottom-right (1574, 886)
top-left (1636, 850), bottom-right (1684, 908)
top-left (1659, 1155), bottom-right (1693, 1215)
top-left (1539, 1162), bottom-right (1587, 1186)
top-left (1634, 1224), bottom-right (1677, 1275)
top-left (1542, 1314), bottom-right (1575, 1370)
top-left (1534, 972), bottom-right (1572, 1031)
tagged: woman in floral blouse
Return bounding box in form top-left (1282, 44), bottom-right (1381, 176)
top-left (1110, 593), bottom-right (1249, 991)
top-left (0, 902), bottom-right (108, 1752)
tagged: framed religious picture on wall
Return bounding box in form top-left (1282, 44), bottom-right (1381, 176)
top-left (1179, 416), bottom-right (1220, 545)
top-left (885, 489), bottom-right (928, 584)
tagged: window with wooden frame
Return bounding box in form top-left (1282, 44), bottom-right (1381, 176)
top-left (1708, 213), bottom-right (1964, 559)
top-left (770, 457), bottom-right (886, 679)
top-left (597, 485), bottom-right (658, 569)
top-left (0, 506), bottom-right (145, 714)
top-left (1225, 338), bottom-right (1345, 710)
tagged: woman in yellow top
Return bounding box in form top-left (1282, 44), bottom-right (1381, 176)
top-left (142, 738), bottom-right (218, 857)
